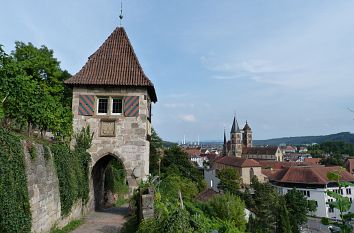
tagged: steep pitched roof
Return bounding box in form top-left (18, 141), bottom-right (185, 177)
top-left (243, 121), bottom-right (251, 131)
top-left (242, 146), bottom-right (279, 155)
top-left (230, 116), bottom-right (241, 133)
top-left (269, 166), bottom-right (354, 185)
top-left (214, 156), bottom-right (261, 168)
top-left (65, 27), bottom-right (157, 102)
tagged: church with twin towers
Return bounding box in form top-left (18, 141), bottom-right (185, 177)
top-left (222, 116), bottom-right (283, 162)
top-left (223, 116), bottom-right (253, 157)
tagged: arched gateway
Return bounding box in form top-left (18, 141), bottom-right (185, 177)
top-left (65, 27), bottom-right (157, 210)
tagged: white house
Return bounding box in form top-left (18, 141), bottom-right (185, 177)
top-left (269, 166), bottom-right (354, 219)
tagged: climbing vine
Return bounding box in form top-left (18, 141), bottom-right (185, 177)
top-left (51, 127), bottom-right (92, 215)
top-left (0, 128), bottom-right (31, 233)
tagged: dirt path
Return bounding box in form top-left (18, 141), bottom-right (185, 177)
top-left (72, 205), bottom-right (129, 233)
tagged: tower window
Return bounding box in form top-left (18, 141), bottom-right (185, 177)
top-left (97, 98), bottom-right (108, 114)
top-left (112, 98), bottom-right (123, 114)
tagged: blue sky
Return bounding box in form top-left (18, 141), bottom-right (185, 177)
top-left (1, 0), bottom-right (354, 142)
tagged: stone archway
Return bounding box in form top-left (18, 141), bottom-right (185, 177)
top-left (91, 153), bottom-right (127, 211)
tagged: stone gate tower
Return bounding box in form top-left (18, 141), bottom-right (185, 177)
top-left (65, 27), bottom-right (157, 181)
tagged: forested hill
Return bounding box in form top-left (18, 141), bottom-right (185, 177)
top-left (254, 132), bottom-right (354, 146)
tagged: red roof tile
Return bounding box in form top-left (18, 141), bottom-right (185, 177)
top-left (242, 147), bottom-right (278, 155)
top-left (269, 166), bottom-right (354, 185)
top-left (304, 158), bottom-right (321, 165)
top-left (196, 188), bottom-right (219, 202)
top-left (214, 156), bottom-right (261, 168)
top-left (183, 148), bottom-right (201, 157)
top-left (65, 27), bottom-right (157, 102)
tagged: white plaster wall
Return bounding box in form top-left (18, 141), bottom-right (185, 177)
top-left (274, 185), bottom-right (354, 219)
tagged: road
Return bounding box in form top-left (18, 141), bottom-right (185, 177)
top-left (72, 205), bottom-right (129, 233)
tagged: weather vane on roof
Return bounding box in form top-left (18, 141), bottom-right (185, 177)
top-left (119, 1), bottom-right (123, 26)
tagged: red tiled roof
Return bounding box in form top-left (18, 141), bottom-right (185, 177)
top-left (65, 27), bottom-right (157, 102)
top-left (214, 156), bottom-right (261, 168)
top-left (304, 158), bottom-right (321, 165)
top-left (242, 146), bottom-right (278, 155)
top-left (258, 160), bottom-right (311, 169)
top-left (269, 166), bottom-right (354, 185)
top-left (183, 148), bottom-right (201, 157)
top-left (196, 188), bottom-right (219, 202)
top-left (206, 153), bottom-right (219, 163)
top-left (345, 158), bottom-right (354, 174)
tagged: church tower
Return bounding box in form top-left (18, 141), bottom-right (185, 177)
top-left (230, 116), bottom-right (242, 157)
top-left (242, 121), bottom-right (253, 148)
top-left (222, 129), bottom-right (227, 156)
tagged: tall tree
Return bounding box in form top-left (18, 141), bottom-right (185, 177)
top-left (217, 167), bottom-right (242, 194)
top-left (284, 188), bottom-right (313, 233)
top-left (276, 197), bottom-right (292, 233)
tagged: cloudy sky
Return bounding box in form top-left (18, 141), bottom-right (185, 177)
top-left (1, 0), bottom-right (354, 142)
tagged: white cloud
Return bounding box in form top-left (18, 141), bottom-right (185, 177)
top-left (178, 114), bottom-right (196, 123)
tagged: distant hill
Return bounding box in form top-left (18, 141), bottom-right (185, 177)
top-left (253, 132), bottom-right (354, 146)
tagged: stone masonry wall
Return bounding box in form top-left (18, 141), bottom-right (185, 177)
top-left (24, 143), bottom-right (86, 233)
top-left (24, 143), bottom-right (61, 233)
top-left (72, 87), bottom-right (151, 180)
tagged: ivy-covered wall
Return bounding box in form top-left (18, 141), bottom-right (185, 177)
top-left (0, 129), bottom-right (32, 233)
top-left (0, 128), bottom-right (92, 233)
top-left (24, 143), bottom-right (61, 233)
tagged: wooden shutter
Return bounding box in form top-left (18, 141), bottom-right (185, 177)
top-left (78, 95), bottom-right (95, 116)
top-left (124, 96), bottom-right (139, 117)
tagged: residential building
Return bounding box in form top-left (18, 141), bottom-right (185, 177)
top-left (213, 156), bottom-right (266, 185)
top-left (345, 158), bottom-right (354, 176)
top-left (269, 166), bottom-right (354, 219)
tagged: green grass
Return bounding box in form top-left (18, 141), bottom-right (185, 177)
top-left (50, 219), bottom-right (83, 233)
top-left (120, 215), bottom-right (139, 233)
top-left (114, 196), bottom-right (128, 207)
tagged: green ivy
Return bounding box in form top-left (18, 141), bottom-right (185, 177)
top-left (0, 128), bottom-right (32, 233)
top-left (51, 127), bottom-right (92, 216)
top-left (28, 143), bottom-right (37, 160)
top-left (43, 145), bottom-right (50, 160)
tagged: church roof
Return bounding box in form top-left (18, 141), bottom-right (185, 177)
top-left (243, 121), bottom-right (251, 131)
top-left (64, 27), bottom-right (157, 102)
top-left (242, 146), bottom-right (279, 155)
top-left (230, 116), bottom-right (241, 133)
top-left (214, 156), bottom-right (261, 168)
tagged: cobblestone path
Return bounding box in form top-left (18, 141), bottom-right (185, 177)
top-left (72, 205), bottom-right (129, 233)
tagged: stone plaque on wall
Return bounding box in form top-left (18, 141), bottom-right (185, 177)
top-left (100, 120), bottom-right (115, 137)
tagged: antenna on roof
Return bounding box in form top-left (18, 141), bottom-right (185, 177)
top-left (119, 1), bottom-right (124, 26)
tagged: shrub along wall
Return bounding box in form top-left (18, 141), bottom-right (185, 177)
top-left (0, 129), bottom-right (31, 233)
top-left (51, 143), bottom-right (90, 215)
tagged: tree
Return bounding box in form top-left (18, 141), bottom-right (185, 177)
top-left (0, 42), bottom-right (72, 139)
top-left (205, 193), bottom-right (247, 232)
top-left (161, 146), bottom-right (206, 191)
top-left (249, 177), bottom-right (279, 233)
top-left (276, 197), bottom-right (292, 233)
top-left (150, 128), bottom-right (163, 176)
top-left (284, 188), bottom-right (314, 233)
top-left (321, 169), bottom-right (354, 233)
top-left (217, 167), bottom-right (242, 194)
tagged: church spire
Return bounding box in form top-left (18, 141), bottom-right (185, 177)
top-left (223, 128), bottom-right (227, 156)
top-left (230, 116), bottom-right (241, 133)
